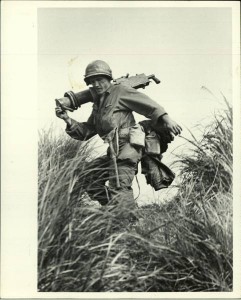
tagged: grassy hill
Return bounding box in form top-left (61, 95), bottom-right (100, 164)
top-left (38, 101), bottom-right (232, 292)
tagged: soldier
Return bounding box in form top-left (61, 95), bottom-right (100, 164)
top-left (55, 60), bottom-right (182, 209)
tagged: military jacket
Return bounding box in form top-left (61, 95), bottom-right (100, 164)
top-left (66, 84), bottom-right (166, 141)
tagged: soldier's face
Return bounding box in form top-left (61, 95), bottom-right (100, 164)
top-left (89, 76), bottom-right (112, 95)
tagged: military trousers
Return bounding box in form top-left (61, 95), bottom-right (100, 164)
top-left (79, 154), bottom-right (138, 208)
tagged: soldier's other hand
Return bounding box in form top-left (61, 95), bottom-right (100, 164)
top-left (55, 106), bottom-right (69, 120)
top-left (159, 114), bottom-right (182, 136)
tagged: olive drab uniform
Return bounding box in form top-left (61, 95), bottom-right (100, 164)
top-left (65, 83), bottom-right (169, 207)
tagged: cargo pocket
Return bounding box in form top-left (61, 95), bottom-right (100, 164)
top-left (118, 142), bottom-right (142, 164)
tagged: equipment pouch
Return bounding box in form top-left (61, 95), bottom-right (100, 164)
top-left (145, 131), bottom-right (161, 155)
top-left (129, 124), bottom-right (145, 147)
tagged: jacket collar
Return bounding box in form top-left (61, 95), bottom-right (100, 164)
top-left (94, 84), bottom-right (115, 104)
top-left (105, 83), bottom-right (115, 95)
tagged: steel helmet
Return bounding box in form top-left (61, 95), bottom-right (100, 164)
top-left (84, 60), bottom-right (113, 85)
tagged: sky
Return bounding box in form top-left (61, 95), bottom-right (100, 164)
top-left (38, 6), bottom-right (233, 203)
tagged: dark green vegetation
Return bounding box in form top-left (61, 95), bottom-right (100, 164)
top-left (38, 103), bottom-right (232, 292)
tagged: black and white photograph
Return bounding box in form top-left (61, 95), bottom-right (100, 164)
top-left (1, 1), bottom-right (241, 298)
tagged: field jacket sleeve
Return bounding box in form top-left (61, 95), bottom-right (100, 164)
top-left (65, 113), bottom-right (97, 141)
top-left (118, 86), bottom-right (167, 124)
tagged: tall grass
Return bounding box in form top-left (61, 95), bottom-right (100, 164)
top-left (38, 102), bottom-right (232, 292)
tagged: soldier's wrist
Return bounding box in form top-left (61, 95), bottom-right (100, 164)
top-left (157, 113), bottom-right (168, 124)
top-left (160, 113), bottom-right (168, 120)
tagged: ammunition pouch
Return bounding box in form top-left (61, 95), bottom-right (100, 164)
top-left (116, 126), bottom-right (143, 164)
top-left (129, 124), bottom-right (145, 148)
top-left (145, 131), bottom-right (161, 155)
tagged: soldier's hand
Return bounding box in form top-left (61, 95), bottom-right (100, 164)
top-left (55, 106), bottom-right (69, 120)
top-left (160, 114), bottom-right (182, 136)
